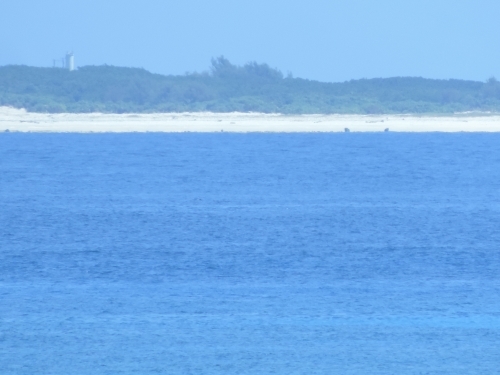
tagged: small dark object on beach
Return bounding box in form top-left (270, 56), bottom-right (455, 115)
top-left (4, 129), bottom-right (10, 132)
top-left (384, 128), bottom-right (389, 132)
top-left (344, 128), bottom-right (350, 132)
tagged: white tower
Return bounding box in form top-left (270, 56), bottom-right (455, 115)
top-left (65, 52), bottom-right (75, 71)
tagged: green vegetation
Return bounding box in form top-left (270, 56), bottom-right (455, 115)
top-left (1, 57), bottom-right (500, 114)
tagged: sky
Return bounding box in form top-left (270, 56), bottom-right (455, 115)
top-left (1, 0), bottom-right (499, 82)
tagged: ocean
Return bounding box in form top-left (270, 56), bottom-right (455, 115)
top-left (1, 132), bottom-right (499, 374)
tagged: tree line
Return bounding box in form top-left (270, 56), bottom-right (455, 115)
top-left (1, 57), bottom-right (499, 114)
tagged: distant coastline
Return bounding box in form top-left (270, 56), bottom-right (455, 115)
top-left (2, 106), bottom-right (500, 133)
top-left (1, 57), bottom-right (500, 115)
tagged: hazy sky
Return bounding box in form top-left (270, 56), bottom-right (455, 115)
top-left (1, 0), bottom-right (499, 82)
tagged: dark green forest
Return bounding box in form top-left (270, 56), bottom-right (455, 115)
top-left (1, 57), bottom-right (499, 114)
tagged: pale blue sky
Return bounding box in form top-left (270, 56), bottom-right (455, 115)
top-left (1, 0), bottom-right (498, 82)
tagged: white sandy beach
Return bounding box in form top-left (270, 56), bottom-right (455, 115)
top-left (1, 106), bottom-right (499, 133)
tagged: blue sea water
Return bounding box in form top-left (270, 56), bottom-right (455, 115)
top-left (1, 132), bottom-right (499, 375)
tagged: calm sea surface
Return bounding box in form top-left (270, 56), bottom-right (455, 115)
top-left (1, 132), bottom-right (499, 374)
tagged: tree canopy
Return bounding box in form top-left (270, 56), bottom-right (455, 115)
top-left (1, 57), bottom-right (499, 114)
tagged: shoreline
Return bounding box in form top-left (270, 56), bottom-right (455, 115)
top-left (1, 107), bottom-right (500, 133)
